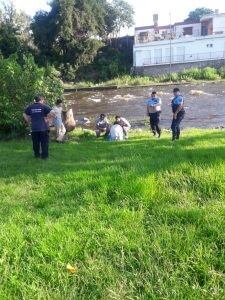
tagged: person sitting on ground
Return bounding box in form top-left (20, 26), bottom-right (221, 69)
top-left (52, 99), bottom-right (66, 143)
top-left (115, 116), bottom-right (131, 139)
top-left (109, 121), bottom-right (124, 141)
top-left (95, 113), bottom-right (110, 137)
top-left (146, 91), bottom-right (162, 138)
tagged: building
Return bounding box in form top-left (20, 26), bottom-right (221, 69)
top-left (133, 11), bottom-right (225, 75)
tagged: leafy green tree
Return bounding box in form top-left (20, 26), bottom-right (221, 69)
top-left (0, 1), bottom-right (33, 58)
top-left (0, 55), bottom-right (63, 136)
top-left (186, 7), bottom-right (214, 22)
top-left (31, 0), bottom-right (134, 80)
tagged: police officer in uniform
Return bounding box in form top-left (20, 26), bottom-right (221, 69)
top-left (146, 91), bottom-right (162, 138)
top-left (171, 88), bottom-right (185, 141)
top-left (23, 95), bottom-right (55, 159)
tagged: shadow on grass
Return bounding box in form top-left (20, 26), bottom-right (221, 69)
top-left (0, 130), bottom-right (225, 219)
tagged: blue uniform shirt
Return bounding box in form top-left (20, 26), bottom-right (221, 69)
top-left (146, 97), bottom-right (161, 107)
top-left (171, 95), bottom-right (185, 113)
top-left (25, 103), bottom-right (52, 132)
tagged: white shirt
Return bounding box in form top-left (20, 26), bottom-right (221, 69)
top-left (52, 106), bottom-right (63, 126)
top-left (110, 124), bottom-right (124, 141)
top-left (119, 117), bottom-right (131, 129)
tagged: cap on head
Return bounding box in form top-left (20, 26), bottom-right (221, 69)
top-left (152, 91), bottom-right (157, 95)
top-left (173, 88), bottom-right (180, 93)
top-left (100, 113), bottom-right (106, 118)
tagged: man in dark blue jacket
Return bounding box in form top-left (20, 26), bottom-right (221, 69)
top-left (171, 88), bottom-right (185, 141)
top-left (23, 95), bottom-right (55, 159)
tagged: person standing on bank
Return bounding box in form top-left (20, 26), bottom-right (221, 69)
top-left (146, 91), bottom-right (162, 138)
top-left (52, 99), bottom-right (66, 143)
top-left (23, 95), bottom-right (55, 159)
top-left (171, 87), bottom-right (185, 141)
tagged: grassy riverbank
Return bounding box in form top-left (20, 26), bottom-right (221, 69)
top-left (1, 129), bottom-right (225, 299)
top-left (64, 67), bottom-right (225, 90)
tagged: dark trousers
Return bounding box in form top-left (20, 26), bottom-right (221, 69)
top-left (171, 111), bottom-right (185, 139)
top-left (149, 112), bottom-right (161, 135)
top-left (31, 131), bottom-right (49, 158)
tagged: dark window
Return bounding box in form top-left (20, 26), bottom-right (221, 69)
top-left (183, 27), bottom-right (193, 36)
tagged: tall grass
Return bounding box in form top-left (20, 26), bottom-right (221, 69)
top-left (1, 129), bottom-right (225, 299)
top-left (66, 67), bottom-right (225, 88)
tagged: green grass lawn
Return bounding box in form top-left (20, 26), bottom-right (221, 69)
top-left (1, 129), bottom-right (225, 299)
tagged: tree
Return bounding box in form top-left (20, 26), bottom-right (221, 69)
top-left (0, 1), bottom-right (33, 58)
top-left (31, 0), bottom-right (134, 80)
top-left (105, 0), bottom-right (134, 37)
top-left (186, 7), bottom-right (214, 22)
top-left (0, 55), bottom-right (63, 136)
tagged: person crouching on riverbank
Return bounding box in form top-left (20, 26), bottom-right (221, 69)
top-left (146, 91), bottom-right (162, 138)
top-left (171, 88), bottom-right (185, 141)
top-left (95, 114), bottom-right (110, 137)
top-left (115, 116), bottom-right (131, 139)
top-left (52, 99), bottom-right (66, 143)
top-left (109, 121), bottom-right (124, 141)
top-left (23, 95), bottom-right (55, 159)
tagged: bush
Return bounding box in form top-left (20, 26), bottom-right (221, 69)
top-left (218, 67), bottom-right (225, 79)
top-left (200, 67), bottom-right (219, 80)
top-left (0, 54), bottom-right (63, 137)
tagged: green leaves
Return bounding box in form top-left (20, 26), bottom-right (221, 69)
top-left (0, 54), bottom-right (63, 137)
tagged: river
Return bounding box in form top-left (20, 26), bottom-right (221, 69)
top-left (64, 82), bottom-right (225, 128)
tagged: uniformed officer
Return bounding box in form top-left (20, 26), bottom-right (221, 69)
top-left (171, 88), bottom-right (185, 141)
top-left (146, 91), bottom-right (162, 138)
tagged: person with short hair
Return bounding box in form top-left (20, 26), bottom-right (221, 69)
top-left (171, 88), bottom-right (185, 141)
top-left (146, 91), bottom-right (162, 138)
top-left (52, 99), bottom-right (66, 142)
top-left (115, 116), bottom-right (131, 139)
top-left (95, 114), bottom-right (110, 137)
top-left (23, 95), bottom-right (55, 159)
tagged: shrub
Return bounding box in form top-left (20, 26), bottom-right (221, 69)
top-left (218, 67), bottom-right (225, 79)
top-left (0, 54), bottom-right (63, 137)
top-left (200, 67), bottom-right (219, 80)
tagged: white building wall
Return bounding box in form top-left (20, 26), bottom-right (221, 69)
top-left (213, 14), bottom-right (225, 34)
top-left (133, 35), bottom-right (225, 67)
top-left (175, 23), bottom-right (201, 38)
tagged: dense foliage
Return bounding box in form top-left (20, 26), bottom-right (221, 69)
top-left (0, 55), bottom-right (63, 137)
top-left (186, 7), bottom-right (214, 22)
top-left (31, 0), bottom-right (134, 81)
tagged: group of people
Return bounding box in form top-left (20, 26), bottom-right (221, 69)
top-left (95, 114), bottom-right (131, 141)
top-left (23, 87), bottom-right (185, 159)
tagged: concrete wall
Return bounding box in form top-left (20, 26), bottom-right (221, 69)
top-left (133, 59), bottom-right (225, 76)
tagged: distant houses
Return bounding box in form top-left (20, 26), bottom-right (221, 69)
top-left (133, 11), bottom-right (225, 75)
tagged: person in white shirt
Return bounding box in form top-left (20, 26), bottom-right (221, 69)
top-left (95, 114), bottom-right (110, 137)
top-left (109, 122), bottom-right (124, 141)
top-left (52, 99), bottom-right (66, 142)
top-left (146, 91), bottom-right (162, 138)
top-left (115, 116), bottom-right (131, 139)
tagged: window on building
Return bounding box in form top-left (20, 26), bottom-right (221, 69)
top-left (183, 27), bottom-right (193, 36)
top-left (206, 44), bottom-right (213, 48)
top-left (138, 32), bottom-right (149, 43)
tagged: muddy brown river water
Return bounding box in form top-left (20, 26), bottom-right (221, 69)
top-left (65, 82), bottom-right (225, 129)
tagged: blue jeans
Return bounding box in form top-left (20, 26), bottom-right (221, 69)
top-left (171, 111), bottom-right (185, 139)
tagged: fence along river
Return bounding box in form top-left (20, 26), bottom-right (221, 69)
top-left (64, 82), bottom-right (225, 129)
